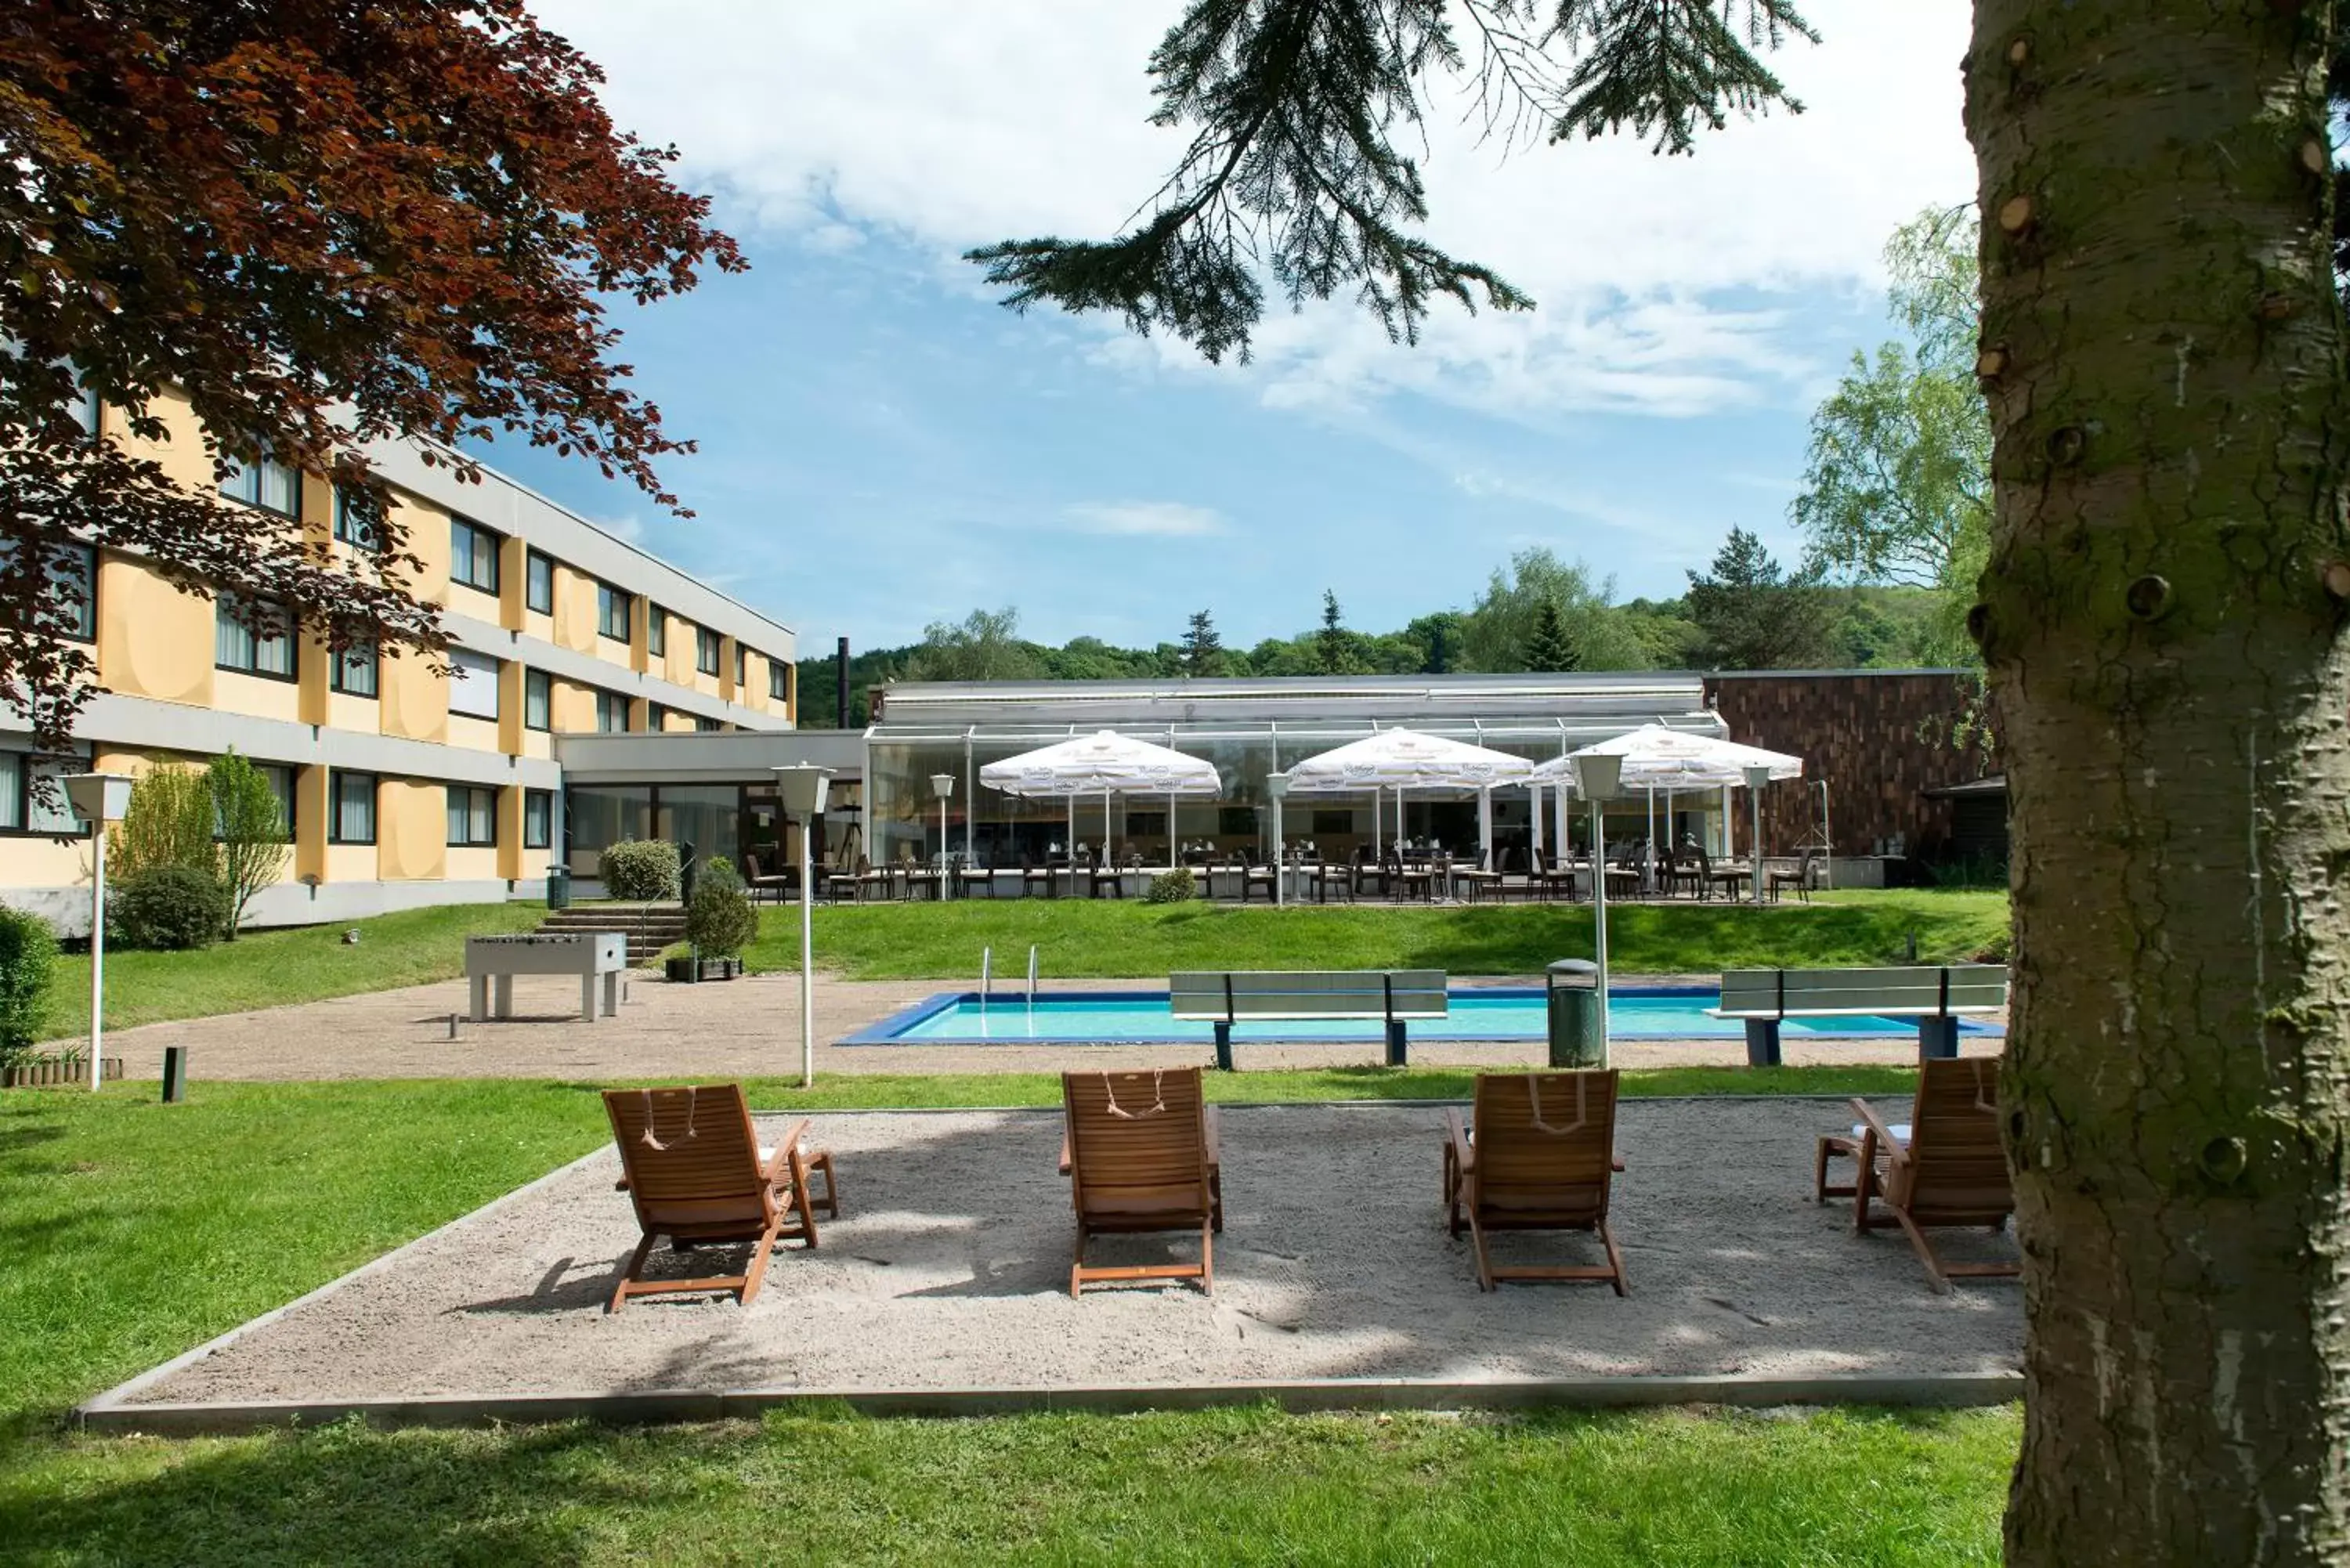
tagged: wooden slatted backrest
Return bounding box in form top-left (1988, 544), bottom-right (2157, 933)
top-left (1062, 1068), bottom-right (1211, 1222)
top-left (1901, 1057), bottom-right (2013, 1223)
top-left (603, 1084), bottom-right (773, 1233)
top-left (1470, 1070), bottom-right (1618, 1219)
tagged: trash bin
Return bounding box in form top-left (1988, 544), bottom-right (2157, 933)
top-left (1545, 959), bottom-right (1603, 1068)
top-left (545, 865), bottom-right (572, 911)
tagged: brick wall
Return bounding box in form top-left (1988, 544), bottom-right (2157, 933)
top-left (1702, 670), bottom-right (1994, 860)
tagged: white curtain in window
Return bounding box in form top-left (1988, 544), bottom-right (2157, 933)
top-left (449, 648), bottom-right (501, 719)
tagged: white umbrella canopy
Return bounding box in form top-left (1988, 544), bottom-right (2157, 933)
top-left (1283, 727), bottom-right (1533, 793)
top-left (978, 730), bottom-right (1221, 798)
top-left (1533, 724), bottom-right (1803, 790)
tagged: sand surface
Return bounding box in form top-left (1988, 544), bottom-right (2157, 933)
top-left (134, 1099), bottom-right (2020, 1406)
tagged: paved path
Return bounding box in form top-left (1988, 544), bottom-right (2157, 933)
top-left (96, 970), bottom-right (1999, 1082)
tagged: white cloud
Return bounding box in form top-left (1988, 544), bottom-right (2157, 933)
top-left (538, 0), bottom-right (1974, 416)
top-left (1061, 500), bottom-right (1225, 537)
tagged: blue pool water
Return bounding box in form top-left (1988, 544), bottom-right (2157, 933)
top-left (847, 987), bottom-right (1998, 1046)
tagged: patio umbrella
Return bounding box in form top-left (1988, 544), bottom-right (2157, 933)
top-left (1536, 725), bottom-right (1803, 901)
top-left (979, 730), bottom-right (1220, 868)
top-left (1285, 728), bottom-right (1532, 869)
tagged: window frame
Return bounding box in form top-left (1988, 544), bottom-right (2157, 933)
top-left (446, 784), bottom-right (498, 848)
top-left (523, 668), bottom-right (552, 732)
top-left (522, 788), bottom-right (554, 851)
top-left (219, 449), bottom-right (302, 518)
top-left (214, 593), bottom-right (298, 681)
top-left (331, 488), bottom-right (381, 552)
top-left (329, 637), bottom-right (379, 698)
top-left (595, 581), bottom-right (631, 642)
top-left (449, 516), bottom-right (502, 595)
top-left (647, 605), bottom-right (667, 658)
top-left (768, 661), bottom-right (789, 703)
top-left (594, 690), bottom-right (628, 734)
top-left (447, 647), bottom-right (503, 721)
top-left (695, 627), bottom-right (721, 676)
top-left (526, 551), bottom-right (555, 615)
top-left (327, 770), bottom-right (378, 846)
top-left (52, 544), bottom-right (95, 644)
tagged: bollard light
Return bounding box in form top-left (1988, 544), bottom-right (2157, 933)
top-left (776, 765), bottom-right (835, 1089)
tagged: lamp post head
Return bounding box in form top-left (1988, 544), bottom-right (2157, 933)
top-left (774, 764), bottom-right (834, 818)
top-left (1571, 753), bottom-right (1622, 801)
top-left (1742, 764), bottom-right (1773, 791)
top-left (928, 772), bottom-right (956, 800)
top-left (63, 772), bottom-right (133, 826)
top-left (1264, 771), bottom-right (1292, 801)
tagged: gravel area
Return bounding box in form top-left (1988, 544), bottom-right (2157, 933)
top-left (132, 1099), bottom-right (2021, 1406)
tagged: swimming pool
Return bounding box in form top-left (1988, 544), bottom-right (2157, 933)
top-left (844, 987), bottom-right (2002, 1046)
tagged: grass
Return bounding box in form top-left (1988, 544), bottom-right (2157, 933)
top-left (0, 1071), bottom-right (2013, 1563)
top-left (770, 889), bottom-right (2010, 981)
top-left (41, 901), bottom-right (543, 1041)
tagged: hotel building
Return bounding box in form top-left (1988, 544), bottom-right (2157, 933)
top-left (1, 389), bottom-right (797, 930)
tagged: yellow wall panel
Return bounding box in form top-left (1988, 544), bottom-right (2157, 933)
top-left (324, 843), bottom-right (377, 884)
top-left (397, 493), bottom-right (453, 607)
top-left (379, 645), bottom-right (449, 743)
top-left (497, 537), bottom-right (528, 631)
top-left (295, 765), bottom-right (327, 883)
top-left (213, 668), bottom-right (303, 724)
top-left (447, 580), bottom-right (500, 624)
top-left (97, 558), bottom-right (213, 706)
top-left (443, 713), bottom-right (503, 754)
top-left (550, 678), bottom-right (596, 735)
top-left (496, 786), bottom-right (524, 880)
top-left (0, 837), bottom-right (89, 891)
top-left (444, 846), bottom-right (501, 883)
top-left (324, 691), bottom-right (381, 735)
top-left (376, 779), bottom-right (446, 882)
top-left (552, 565), bottom-right (596, 654)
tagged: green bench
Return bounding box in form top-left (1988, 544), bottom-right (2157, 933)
top-left (1171, 969), bottom-right (1448, 1071)
top-left (1714, 964), bottom-right (2008, 1065)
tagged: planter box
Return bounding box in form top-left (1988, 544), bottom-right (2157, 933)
top-left (5, 1053), bottom-right (124, 1089)
top-left (665, 956), bottom-right (743, 983)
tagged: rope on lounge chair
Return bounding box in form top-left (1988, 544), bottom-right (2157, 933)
top-left (1526, 1071), bottom-right (1592, 1138)
top-left (636, 1084), bottom-right (700, 1151)
top-left (1101, 1068), bottom-right (1170, 1120)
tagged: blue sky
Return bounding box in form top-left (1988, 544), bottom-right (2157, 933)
top-left (481, 2), bottom-right (1978, 656)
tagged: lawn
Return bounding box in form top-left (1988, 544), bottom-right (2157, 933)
top-left (0, 1072), bottom-right (2017, 1565)
top-left (772, 888), bottom-right (2010, 981)
top-left (40, 900), bottom-right (542, 1042)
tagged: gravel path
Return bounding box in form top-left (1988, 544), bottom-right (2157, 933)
top-left (134, 1099), bottom-right (2021, 1406)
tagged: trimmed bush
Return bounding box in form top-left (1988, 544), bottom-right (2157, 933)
top-left (1144, 867), bottom-right (1196, 904)
top-left (598, 840), bottom-right (680, 903)
top-left (685, 857), bottom-right (759, 958)
top-left (0, 905), bottom-right (59, 1063)
top-left (110, 765), bottom-right (216, 883)
top-left (110, 865), bottom-right (230, 951)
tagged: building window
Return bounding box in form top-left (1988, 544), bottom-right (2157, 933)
top-left (696, 627), bottom-right (720, 676)
top-left (330, 638), bottom-right (378, 697)
top-left (0, 753), bottom-right (81, 834)
top-left (258, 764), bottom-right (297, 834)
top-left (768, 662), bottom-right (789, 703)
top-left (0, 751), bottom-right (21, 831)
top-left (332, 489), bottom-right (380, 552)
top-left (446, 785), bottom-right (497, 847)
top-left (645, 703), bottom-right (664, 732)
top-left (450, 517), bottom-right (501, 594)
top-left (732, 644), bottom-right (747, 687)
top-left (524, 669), bottom-right (552, 731)
top-left (215, 593), bottom-right (296, 679)
top-left (329, 771), bottom-right (377, 844)
top-left (523, 789), bottom-right (553, 850)
top-left (70, 380), bottom-right (101, 439)
top-left (694, 714), bottom-right (721, 733)
top-left (594, 690), bottom-right (628, 733)
top-left (596, 581), bottom-right (630, 641)
top-left (52, 544), bottom-right (95, 643)
top-left (220, 449), bottom-right (302, 516)
top-left (648, 606), bottom-right (667, 657)
top-left (526, 551), bottom-right (555, 614)
top-left (448, 647), bottom-right (501, 720)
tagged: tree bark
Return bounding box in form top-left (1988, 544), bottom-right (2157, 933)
top-left (1967, 4), bottom-right (2350, 1563)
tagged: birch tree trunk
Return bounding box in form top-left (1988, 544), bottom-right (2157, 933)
top-left (1966, 3), bottom-right (2350, 1562)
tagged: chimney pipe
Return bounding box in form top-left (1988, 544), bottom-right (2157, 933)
top-left (836, 636), bottom-right (851, 730)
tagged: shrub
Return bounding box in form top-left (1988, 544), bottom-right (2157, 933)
top-left (110, 765), bottom-right (217, 883)
top-left (684, 856), bottom-right (759, 958)
top-left (109, 865), bottom-right (229, 951)
top-left (598, 840), bottom-right (680, 903)
top-left (1144, 867), bottom-right (1196, 904)
top-left (0, 905), bottom-right (59, 1063)
top-left (209, 749), bottom-right (290, 938)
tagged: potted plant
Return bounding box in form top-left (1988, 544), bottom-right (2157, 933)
top-left (675, 856), bottom-right (757, 981)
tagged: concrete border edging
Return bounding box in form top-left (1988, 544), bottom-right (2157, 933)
top-left (79, 1371), bottom-right (2023, 1436)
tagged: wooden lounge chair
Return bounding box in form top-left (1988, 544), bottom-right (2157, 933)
top-left (602, 1083), bottom-right (839, 1313)
top-left (1850, 1056), bottom-right (2018, 1292)
top-left (1443, 1069), bottom-right (1627, 1293)
top-left (1059, 1066), bottom-right (1222, 1297)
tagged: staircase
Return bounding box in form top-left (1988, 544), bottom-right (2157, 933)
top-left (538, 905), bottom-right (687, 966)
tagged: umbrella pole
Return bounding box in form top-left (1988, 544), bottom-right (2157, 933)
top-left (1373, 786), bottom-right (1382, 864)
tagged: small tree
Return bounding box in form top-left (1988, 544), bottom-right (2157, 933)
top-left (1179, 609), bottom-right (1225, 677)
top-left (683, 856), bottom-right (758, 960)
top-left (1316, 590), bottom-right (1349, 674)
top-left (1520, 600), bottom-right (1580, 672)
top-left (109, 765), bottom-right (215, 883)
top-left (0, 905), bottom-right (58, 1065)
top-left (208, 749), bottom-right (288, 938)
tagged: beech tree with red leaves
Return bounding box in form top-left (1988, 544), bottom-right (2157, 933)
top-left (0, 0), bottom-right (743, 750)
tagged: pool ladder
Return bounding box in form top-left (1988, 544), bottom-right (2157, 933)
top-left (976, 945), bottom-right (1040, 1019)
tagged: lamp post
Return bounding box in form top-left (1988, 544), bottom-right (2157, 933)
top-left (1743, 763), bottom-right (1772, 907)
top-left (1571, 753), bottom-right (1622, 1060)
top-left (1265, 771), bottom-right (1292, 906)
top-left (928, 771), bottom-right (956, 901)
top-left (774, 764), bottom-right (833, 1089)
top-left (63, 774), bottom-right (132, 1093)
